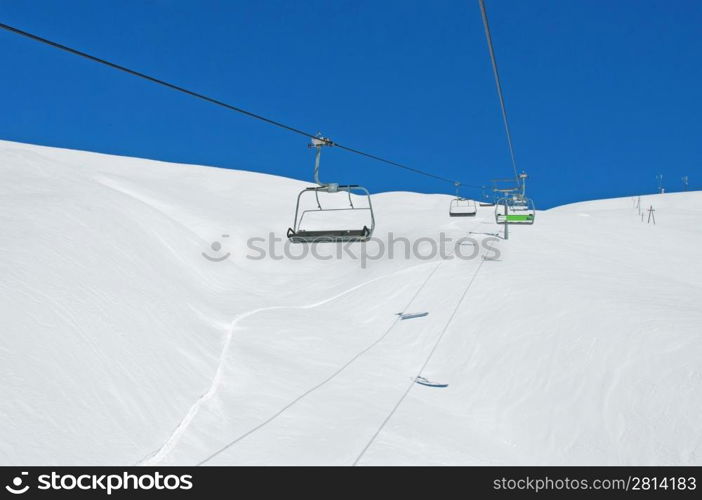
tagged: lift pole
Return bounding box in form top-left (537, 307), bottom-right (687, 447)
top-left (503, 198), bottom-right (509, 240)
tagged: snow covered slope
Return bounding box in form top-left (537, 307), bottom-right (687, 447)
top-left (1, 139), bottom-right (700, 465)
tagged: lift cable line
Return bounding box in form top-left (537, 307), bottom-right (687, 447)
top-left (0, 21), bottom-right (483, 190)
top-left (478, 0), bottom-right (520, 184)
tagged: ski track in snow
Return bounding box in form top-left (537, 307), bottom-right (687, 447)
top-left (193, 238), bottom-right (482, 465)
top-left (195, 256), bottom-right (455, 465)
top-left (139, 261), bottom-right (438, 466)
top-left (353, 253), bottom-right (487, 465)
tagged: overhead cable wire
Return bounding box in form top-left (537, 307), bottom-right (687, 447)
top-left (477, 0), bottom-right (520, 184)
top-left (0, 21), bottom-right (483, 190)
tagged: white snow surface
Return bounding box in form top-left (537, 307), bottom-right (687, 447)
top-left (1, 139), bottom-right (700, 465)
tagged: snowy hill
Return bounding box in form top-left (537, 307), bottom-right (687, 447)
top-left (1, 139), bottom-right (700, 466)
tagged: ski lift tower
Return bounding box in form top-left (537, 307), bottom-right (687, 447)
top-left (492, 184), bottom-right (520, 241)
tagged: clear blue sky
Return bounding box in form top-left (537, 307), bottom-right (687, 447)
top-left (1, 0), bottom-right (700, 208)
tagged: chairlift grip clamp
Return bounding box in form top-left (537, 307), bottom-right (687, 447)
top-left (309, 134), bottom-right (334, 148)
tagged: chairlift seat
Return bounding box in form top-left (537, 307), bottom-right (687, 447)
top-left (502, 214), bottom-right (533, 222)
top-left (449, 197), bottom-right (477, 217)
top-left (288, 184), bottom-right (375, 243)
top-left (287, 226), bottom-right (371, 243)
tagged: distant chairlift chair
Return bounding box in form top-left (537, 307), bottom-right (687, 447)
top-left (479, 188), bottom-right (495, 207)
top-left (495, 195), bottom-right (536, 225)
top-left (287, 135), bottom-right (375, 243)
top-left (449, 198), bottom-right (478, 217)
top-left (449, 183), bottom-right (478, 217)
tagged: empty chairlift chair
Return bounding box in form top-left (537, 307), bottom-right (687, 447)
top-left (449, 183), bottom-right (478, 217)
top-left (287, 135), bottom-right (375, 243)
top-left (479, 188), bottom-right (495, 207)
top-left (449, 197), bottom-right (477, 217)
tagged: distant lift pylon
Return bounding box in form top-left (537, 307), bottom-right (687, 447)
top-left (287, 135), bottom-right (375, 243)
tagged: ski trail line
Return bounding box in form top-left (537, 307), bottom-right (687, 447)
top-left (196, 258), bottom-right (445, 465)
top-left (139, 261), bottom-right (436, 466)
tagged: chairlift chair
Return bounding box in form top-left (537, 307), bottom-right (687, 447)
top-left (287, 135), bottom-right (375, 243)
top-left (479, 198), bottom-right (495, 207)
top-left (479, 187), bottom-right (495, 207)
top-left (449, 197), bottom-right (477, 216)
top-left (449, 183), bottom-right (477, 216)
